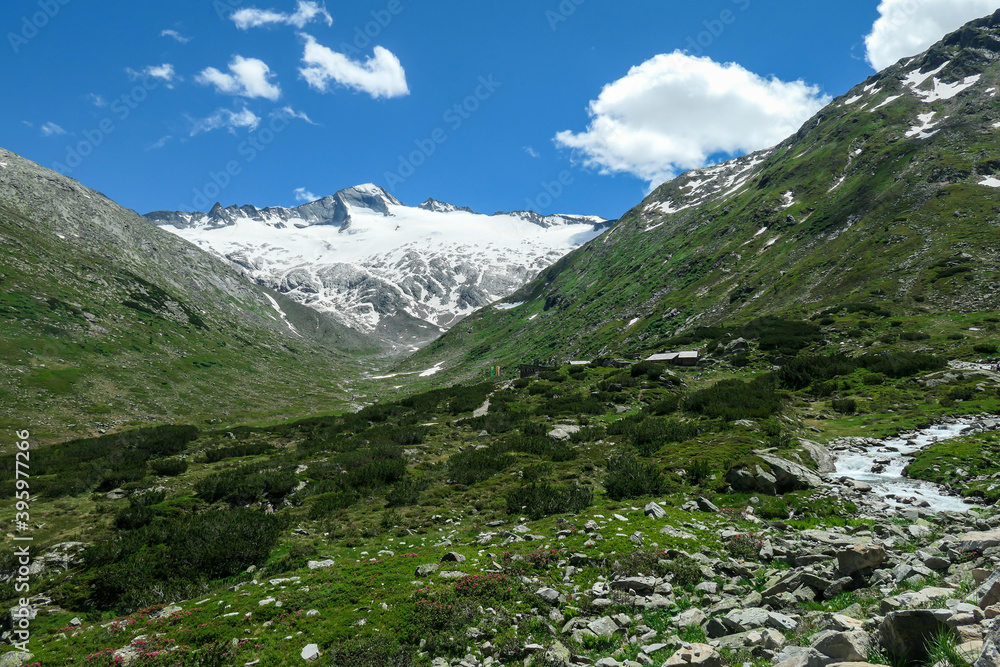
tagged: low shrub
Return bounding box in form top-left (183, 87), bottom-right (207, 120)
top-left (505, 482), bottom-right (593, 519)
top-left (149, 458), bottom-right (188, 476)
top-left (604, 453), bottom-right (669, 500)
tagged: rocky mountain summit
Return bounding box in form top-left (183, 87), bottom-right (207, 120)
top-left (145, 186), bottom-right (611, 349)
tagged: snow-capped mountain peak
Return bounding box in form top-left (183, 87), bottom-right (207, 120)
top-left (145, 188), bottom-right (613, 350)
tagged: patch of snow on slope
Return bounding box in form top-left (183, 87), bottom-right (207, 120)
top-left (263, 293), bottom-right (302, 337)
top-left (628, 317), bottom-right (641, 327)
top-left (871, 94), bottom-right (902, 110)
top-left (754, 227), bottom-right (768, 238)
top-left (980, 177), bottom-right (1000, 188)
top-left (901, 61), bottom-right (949, 89)
top-left (419, 362), bottom-right (445, 377)
top-left (494, 302), bottom-right (525, 310)
top-left (780, 192), bottom-right (795, 209)
top-left (844, 95), bottom-right (863, 105)
top-left (0, 162), bottom-right (7, 169)
top-left (829, 175), bottom-right (847, 193)
top-left (992, 121), bottom-right (1000, 129)
top-left (906, 111), bottom-right (940, 139)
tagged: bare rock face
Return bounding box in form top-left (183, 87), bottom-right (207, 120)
top-left (879, 610), bottom-right (954, 663)
top-left (837, 545), bottom-right (887, 577)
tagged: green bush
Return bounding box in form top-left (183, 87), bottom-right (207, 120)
top-left (327, 636), bottom-right (415, 667)
top-left (604, 453), bottom-right (669, 500)
top-left (149, 458), bottom-right (189, 476)
top-left (505, 482), bottom-right (593, 519)
top-left (974, 343), bottom-right (998, 354)
top-left (448, 447), bottom-right (515, 485)
top-left (386, 476), bottom-right (424, 507)
top-left (832, 398), bottom-right (858, 414)
top-left (204, 442), bottom-right (274, 463)
top-left (685, 376), bottom-right (783, 421)
top-left (195, 465), bottom-right (298, 505)
top-left (664, 554), bottom-right (704, 586)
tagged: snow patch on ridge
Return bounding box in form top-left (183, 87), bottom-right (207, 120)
top-left (980, 177), bottom-right (1000, 189)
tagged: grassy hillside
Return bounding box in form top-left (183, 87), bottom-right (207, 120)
top-left (0, 148), bottom-right (380, 439)
top-left (4, 314), bottom-right (1000, 664)
top-left (397, 13), bottom-right (1000, 381)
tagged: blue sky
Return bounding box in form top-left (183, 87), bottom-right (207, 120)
top-left (3, 0), bottom-right (997, 219)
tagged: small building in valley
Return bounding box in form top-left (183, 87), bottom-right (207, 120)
top-left (644, 351), bottom-right (700, 367)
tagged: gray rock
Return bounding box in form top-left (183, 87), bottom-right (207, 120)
top-left (536, 587), bottom-right (560, 604)
top-left (645, 501), bottom-right (667, 519)
top-left (307, 559), bottom-right (335, 570)
top-left (546, 640), bottom-right (572, 666)
top-left (879, 610), bottom-right (953, 663)
top-left (837, 545), bottom-right (886, 576)
top-left (969, 567), bottom-right (1000, 609)
top-left (441, 551), bottom-right (466, 563)
top-left (548, 425), bottom-right (581, 440)
top-left (810, 630), bottom-right (871, 662)
top-left (150, 605), bottom-right (182, 620)
top-left (800, 439), bottom-right (837, 473)
top-left (415, 563), bottom-right (440, 577)
top-left (758, 453), bottom-right (824, 490)
top-left (772, 647), bottom-right (829, 667)
top-left (611, 577), bottom-right (657, 596)
top-left (662, 643), bottom-right (722, 667)
top-left (697, 497), bottom-right (720, 513)
top-left (957, 529), bottom-right (1000, 553)
top-left (301, 643), bottom-right (321, 661)
top-left (0, 652), bottom-right (33, 667)
top-left (588, 617), bottom-right (621, 638)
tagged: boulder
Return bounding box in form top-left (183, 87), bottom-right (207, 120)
top-left (301, 643), bottom-right (321, 661)
top-left (662, 643), bottom-right (723, 667)
top-left (800, 439), bottom-right (837, 473)
top-left (415, 563), bottom-right (439, 577)
top-left (588, 617), bottom-right (621, 638)
top-left (441, 552), bottom-right (466, 563)
top-left (758, 453), bottom-right (824, 490)
top-left (773, 647), bottom-right (829, 667)
top-left (977, 619), bottom-right (1000, 667)
top-left (958, 530), bottom-right (1000, 553)
top-left (0, 652), bottom-right (33, 667)
top-left (536, 587), bottom-right (560, 604)
top-left (969, 568), bottom-right (1000, 609)
top-left (837, 545), bottom-right (887, 576)
top-left (645, 502), bottom-right (667, 519)
top-left (810, 630), bottom-right (871, 662)
top-left (880, 610), bottom-right (954, 663)
top-left (610, 577), bottom-right (657, 596)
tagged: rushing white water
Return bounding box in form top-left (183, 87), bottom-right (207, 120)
top-left (833, 422), bottom-right (983, 513)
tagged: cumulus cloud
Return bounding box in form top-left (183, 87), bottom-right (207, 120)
top-left (299, 34), bottom-right (409, 99)
top-left (190, 108), bottom-right (262, 135)
top-left (87, 94), bottom-right (107, 107)
top-left (554, 52), bottom-right (830, 188)
top-left (127, 64), bottom-right (179, 88)
top-left (232, 1), bottom-right (332, 30)
top-left (161, 29), bottom-right (191, 44)
top-left (196, 56), bottom-right (281, 101)
top-left (865, 0), bottom-right (1000, 70)
top-left (523, 146), bottom-right (541, 159)
top-left (294, 187), bottom-right (318, 203)
top-left (41, 122), bottom-right (66, 137)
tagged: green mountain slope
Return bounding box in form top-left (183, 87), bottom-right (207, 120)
top-left (403, 11), bottom-right (1000, 376)
top-left (0, 148), bottom-right (379, 439)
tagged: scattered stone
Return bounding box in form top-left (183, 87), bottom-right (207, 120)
top-left (837, 544), bottom-right (886, 576)
top-left (662, 643), bottom-right (723, 667)
top-left (645, 502), bottom-right (667, 519)
top-left (441, 552), bottom-right (466, 563)
top-left (415, 563), bottom-right (440, 577)
top-left (301, 643), bottom-right (320, 661)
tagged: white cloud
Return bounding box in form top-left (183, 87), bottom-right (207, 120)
top-left (866, 0), bottom-right (999, 70)
top-left (146, 135), bottom-right (173, 151)
top-left (161, 29), bottom-right (192, 44)
top-left (294, 187), bottom-right (318, 203)
top-left (232, 1), bottom-right (332, 30)
top-left (523, 146), bottom-right (540, 159)
top-left (554, 52), bottom-right (830, 188)
top-left (127, 64), bottom-right (179, 88)
top-left (273, 106), bottom-right (316, 124)
top-left (190, 108), bottom-right (262, 135)
top-left (41, 122), bottom-right (66, 137)
top-left (196, 56), bottom-right (281, 101)
top-left (299, 34), bottom-right (409, 99)
top-left (88, 94), bottom-right (108, 107)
